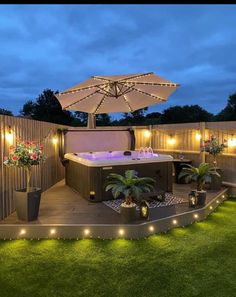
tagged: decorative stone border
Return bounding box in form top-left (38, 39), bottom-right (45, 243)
top-left (0, 189), bottom-right (228, 240)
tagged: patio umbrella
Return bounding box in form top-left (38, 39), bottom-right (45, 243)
top-left (56, 72), bottom-right (179, 128)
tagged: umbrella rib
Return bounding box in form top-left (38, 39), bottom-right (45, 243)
top-left (125, 81), bottom-right (179, 87)
top-left (92, 76), bottom-right (114, 82)
top-left (118, 72), bottom-right (154, 82)
top-left (60, 84), bottom-right (105, 95)
top-left (129, 86), bottom-right (166, 101)
top-left (93, 94), bottom-right (107, 114)
top-left (64, 90), bottom-right (100, 109)
top-left (123, 95), bottom-right (133, 112)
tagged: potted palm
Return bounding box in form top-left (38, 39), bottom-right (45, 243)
top-left (105, 170), bottom-right (156, 223)
top-left (178, 163), bottom-right (219, 206)
top-left (4, 140), bottom-right (46, 221)
top-left (201, 136), bottom-right (227, 190)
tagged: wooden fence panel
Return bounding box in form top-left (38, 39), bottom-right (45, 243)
top-left (0, 115), bottom-right (67, 220)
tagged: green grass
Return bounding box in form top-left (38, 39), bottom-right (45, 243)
top-left (0, 200), bottom-right (236, 297)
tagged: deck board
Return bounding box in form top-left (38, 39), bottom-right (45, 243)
top-left (0, 180), bottom-right (226, 225)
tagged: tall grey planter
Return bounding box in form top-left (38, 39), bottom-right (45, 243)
top-left (210, 168), bottom-right (222, 191)
top-left (14, 188), bottom-right (41, 221)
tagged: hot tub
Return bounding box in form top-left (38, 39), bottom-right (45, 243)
top-left (65, 151), bottom-right (173, 202)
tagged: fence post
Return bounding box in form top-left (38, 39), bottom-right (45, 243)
top-left (199, 122), bottom-right (206, 163)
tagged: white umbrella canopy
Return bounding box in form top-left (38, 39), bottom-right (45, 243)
top-left (56, 72), bottom-right (179, 127)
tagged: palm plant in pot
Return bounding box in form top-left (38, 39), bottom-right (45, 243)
top-left (105, 170), bottom-right (156, 223)
top-left (178, 163), bottom-right (219, 206)
top-left (4, 140), bottom-right (46, 221)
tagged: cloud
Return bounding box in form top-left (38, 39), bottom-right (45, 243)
top-left (0, 4), bottom-right (235, 116)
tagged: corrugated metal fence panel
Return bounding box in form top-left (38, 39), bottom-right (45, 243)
top-left (0, 115), bottom-right (68, 220)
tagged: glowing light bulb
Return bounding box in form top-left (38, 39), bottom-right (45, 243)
top-left (149, 226), bottom-right (154, 232)
top-left (196, 132), bottom-right (201, 141)
top-left (84, 229), bottom-right (90, 235)
top-left (210, 206), bottom-right (213, 210)
top-left (194, 214), bottom-right (199, 219)
top-left (50, 229), bottom-right (56, 235)
top-left (172, 219), bottom-right (177, 225)
top-left (20, 229), bottom-right (26, 235)
top-left (118, 229), bottom-right (124, 235)
top-left (52, 137), bottom-right (58, 145)
top-left (144, 130), bottom-right (151, 138)
top-left (168, 136), bottom-right (176, 145)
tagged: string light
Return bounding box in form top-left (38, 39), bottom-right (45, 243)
top-left (228, 134), bottom-right (236, 147)
top-left (168, 134), bottom-right (176, 145)
top-left (210, 206), bottom-right (213, 210)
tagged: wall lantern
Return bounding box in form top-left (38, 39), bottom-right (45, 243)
top-left (140, 200), bottom-right (149, 219)
top-left (228, 134), bottom-right (236, 147)
top-left (195, 132), bottom-right (202, 141)
top-left (144, 130), bottom-right (151, 138)
top-left (189, 190), bottom-right (198, 208)
top-left (6, 126), bottom-right (14, 145)
top-left (89, 191), bottom-right (96, 201)
top-left (167, 134), bottom-right (176, 145)
top-left (52, 135), bottom-right (58, 145)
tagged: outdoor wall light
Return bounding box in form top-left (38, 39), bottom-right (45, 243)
top-left (84, 229), bottom-right (90, 235)
top-left (140, 200), bottom-right (149, 219)
top-left (89, 191), bottom-right (96, 201)
top-left (20, 229), bottom-right (26, 235)
top-left (6, 126), bottom-right (14, 145)
top-left (172, 219), bottom-right (177, 225)
top-left (167, 134), bottom-right (176, 145)
top-left (118, 229), bottom-right (124, 235)
top-left (228, 135), bottom-right (236, 147)
top-left (195, 132), bottom-right (202, 141)
top-left (52, 136), bottom-right (58, 145)
top-left (144, 130), bottom-right (151, 138)
top-left (149, 225), bottom-right (154, 232)
top-left (50, 229), bottom-right (56, 235)
top-left (188, 191), bottom-right (198, 208)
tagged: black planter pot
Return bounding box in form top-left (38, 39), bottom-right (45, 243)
top-left (197, 190), bottom-right (206, 206)
top-left (210, 168), bottom-right (222, 191)
top-left (14, 187), bottom-right (41, 221)
top-left (120, 204), bottom-right (137, 223)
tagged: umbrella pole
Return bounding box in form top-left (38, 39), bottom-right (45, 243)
top-left (87, 113), bottom-right (96, 129)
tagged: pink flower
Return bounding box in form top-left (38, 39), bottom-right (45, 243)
top-left (30, 153), bottom-right (38, 160)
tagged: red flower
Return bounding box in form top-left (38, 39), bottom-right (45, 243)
top-left (12, 155), bottom-right (20, 161)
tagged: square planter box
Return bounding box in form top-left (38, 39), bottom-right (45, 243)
top-left (14, 187), bottom-right (41, 221)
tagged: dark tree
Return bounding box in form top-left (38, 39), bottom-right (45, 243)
top-left (119, 107), bottom-right (148, 125)
top-left (160, 105), bottom-right (214, 124)
top-left (144, 112), bottom-right (162, 125)
top-left (216, 92), bottom-right (236, 121)
top-left (0, 108), bottom-right (13, 116)
top-left (96, 113), bottom-right (111, 126)
top-left (20, 89), bottom-right (74, 125)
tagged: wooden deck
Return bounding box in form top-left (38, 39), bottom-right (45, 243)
top-left (0, 180), bottom-right (227, 225)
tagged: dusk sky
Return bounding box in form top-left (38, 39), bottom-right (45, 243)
top-left (0, 4), bottom-right (236, 120)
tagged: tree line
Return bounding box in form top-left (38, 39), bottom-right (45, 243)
top-left (1, 89), bottom-right (236, 126)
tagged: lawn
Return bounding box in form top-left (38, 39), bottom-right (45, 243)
top-left (0, 200), bottom-right (235, 297)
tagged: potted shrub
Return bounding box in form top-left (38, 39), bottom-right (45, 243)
top-left (201, 135), bottom-right (227, 190)
top-left (105, 170), bottom-right (155, 223)
top-left (178, 163), bottom-right (219, 206)
top-left (4, 140), bottom-right (46, 221)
